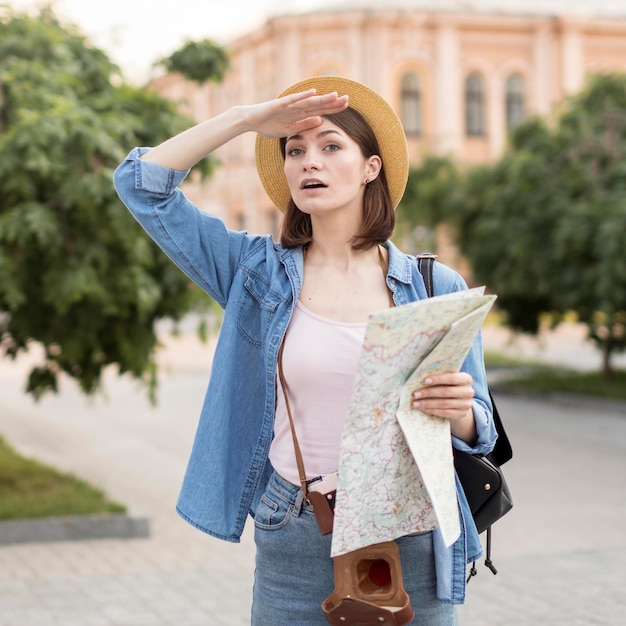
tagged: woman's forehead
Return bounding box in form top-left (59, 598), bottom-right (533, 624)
top-left (289, 116), bottom-right (347, 138)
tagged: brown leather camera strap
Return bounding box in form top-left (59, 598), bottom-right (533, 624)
top-left (277, 340), bottom-right (310, 501)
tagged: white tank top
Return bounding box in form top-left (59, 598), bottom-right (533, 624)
top-left (271, 300), bottom-right (367, 485)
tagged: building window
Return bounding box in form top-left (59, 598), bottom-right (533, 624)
top-left (506, 74), bottom-right (526, 129)
top-left (400, 73), bottom-right (422, 136)
top-left (465, 73), bottom-right (485, 137)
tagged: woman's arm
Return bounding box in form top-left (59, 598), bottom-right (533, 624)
top-left (140, 89), bottom-right (349, 171)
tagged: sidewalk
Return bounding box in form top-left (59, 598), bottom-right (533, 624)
top-left (0, 323), bottom-right (625, 625)
top-left (0, 332), bottom-right (255, 625)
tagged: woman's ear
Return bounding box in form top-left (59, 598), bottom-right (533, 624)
top-left (365, 155), bottom-right (382, 183)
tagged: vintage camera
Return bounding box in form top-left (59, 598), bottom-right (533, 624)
top-left (323, 541), bottom-right (414, 626)
top-left (307, 475), bottom-right (414, 624)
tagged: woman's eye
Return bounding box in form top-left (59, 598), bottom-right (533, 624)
top-left (324, 144), bottom-right (340, 152)
top-left (287, 147), bottom-right (303, 157)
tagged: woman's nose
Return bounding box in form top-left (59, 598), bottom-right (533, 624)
top-left (302, 150), bottom-right (321, 171)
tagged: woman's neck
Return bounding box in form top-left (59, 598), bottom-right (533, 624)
top-left (300, 242), bottom-right (390, 323)
top-left (304, 241), bottom-right (378, 271)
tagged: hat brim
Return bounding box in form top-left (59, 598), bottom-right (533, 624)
top-left (255, 76), bottom-right (409, 213)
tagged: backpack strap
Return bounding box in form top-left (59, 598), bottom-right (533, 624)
top-left (416, 253), bottom-right (437, 298)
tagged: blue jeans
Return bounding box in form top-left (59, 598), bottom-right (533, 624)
top-left (252, 471), bottom-right (458, 625)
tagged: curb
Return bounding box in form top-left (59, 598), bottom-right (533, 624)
top-left (0, 513), bottom-right (150, 546)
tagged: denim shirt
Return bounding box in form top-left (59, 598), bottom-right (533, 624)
top-left (113, 147), bottom-right (497, 604)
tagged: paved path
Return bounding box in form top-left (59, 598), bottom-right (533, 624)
top-left (0, 323), bottom-right (625, 625)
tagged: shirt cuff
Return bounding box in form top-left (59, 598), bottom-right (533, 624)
top-left (451, 398), bottom-right (497, 455)
top-left (126, 147), bottom-right (190, 195)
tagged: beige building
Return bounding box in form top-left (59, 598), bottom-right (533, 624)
top-left (151, 1), bottom-right (626, 242)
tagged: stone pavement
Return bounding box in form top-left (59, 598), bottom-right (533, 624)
top-left (0, 323), bottom-right (625, 625)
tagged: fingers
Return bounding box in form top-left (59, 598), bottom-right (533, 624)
top-left (418, 372), bottom-right (473, 389)
top-left (411, 373), bottom-right (475, 420)
top-left (252, 90), bottom-right (349, 139)
top-left (284, 90), bottom-right (349, 117)
top-left (289, 116), bottom-right (325, 134)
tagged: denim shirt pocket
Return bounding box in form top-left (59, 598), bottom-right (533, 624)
top-left (236, 273), bottom-right (283, 346)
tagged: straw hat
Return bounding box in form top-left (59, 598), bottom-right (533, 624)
top-left (255, 76), bottom-right (409, 212)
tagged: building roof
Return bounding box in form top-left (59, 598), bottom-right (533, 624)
top-left (267, 0), bottom-right (626, 20)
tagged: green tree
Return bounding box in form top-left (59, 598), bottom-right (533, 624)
top-left (398, 156), bottom-right (459, 228)
top-left (396, 156), bottom-right (459, 252)
top-left (156, 38), bottom-right (229, 84)
top-left (0, 7), bottom-right (217, 400)
top-left (446, 73), bottom-right (626, 376)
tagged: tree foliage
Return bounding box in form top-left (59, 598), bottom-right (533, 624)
top-left (157, 38), bottom-right (229, 84)
top-left (398, 156), bottom-right (459, 229)
top-left (444, 73), bottom-right (626, 375)
top-left (0, 7), bottom-right (218, 399)
top-left (396, 156), bottom-right (459, 251)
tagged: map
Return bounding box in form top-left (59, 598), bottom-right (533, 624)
top-left (330, 288), bottom-right (497, 557)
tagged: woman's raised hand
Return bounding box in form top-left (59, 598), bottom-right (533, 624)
top-left (140, 89), bottom-right (348, 172)
top-left (244, 89), bottom-right (349, 139)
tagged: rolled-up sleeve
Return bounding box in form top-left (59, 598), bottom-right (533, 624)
top-left (113, 148), bottom-right (249, 308)
top-left (127, 147), bottom-right (190, 194)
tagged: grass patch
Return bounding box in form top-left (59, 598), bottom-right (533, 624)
top-left (493, 366), bottom-right (626, 401)
top-left (484, 351), bottom-right (543, 369)
top-left (0, 437), bottom-right (126, 521)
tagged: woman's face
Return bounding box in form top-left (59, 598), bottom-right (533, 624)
top-left (283, 118), bottom-right (380, 218)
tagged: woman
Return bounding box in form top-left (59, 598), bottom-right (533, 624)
top-left (114, 76), bottom-right (497, 624)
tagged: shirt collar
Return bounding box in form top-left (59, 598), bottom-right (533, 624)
top-left (385, 240), bottom-right (413, 284)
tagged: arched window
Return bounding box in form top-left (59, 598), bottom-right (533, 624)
top-left (465, 73), bottom-right (485, 137)
top-left (400, 73), bottom-right (422, 136)
top-left (505, 74), bottom-right (525, 129)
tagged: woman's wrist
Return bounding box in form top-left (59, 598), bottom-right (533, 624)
top-left (450, 407), bottom-right (478, 445)
top-left (226, 104), bottom-right (253, 135)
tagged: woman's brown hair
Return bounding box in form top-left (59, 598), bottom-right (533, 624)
top-left (279, 107), bottom-right (395, 250)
